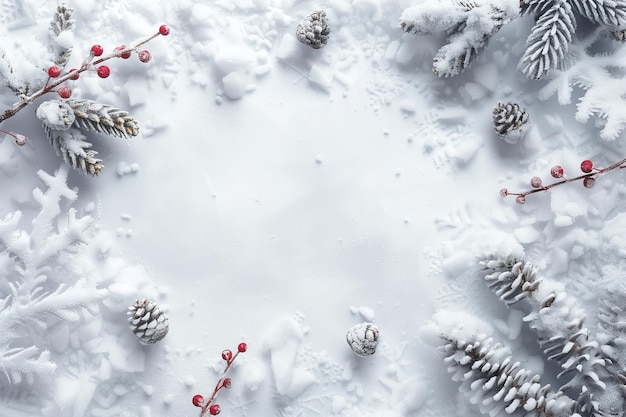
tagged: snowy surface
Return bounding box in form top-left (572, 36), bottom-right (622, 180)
top-left (1, 0), bottom-right (626, 417)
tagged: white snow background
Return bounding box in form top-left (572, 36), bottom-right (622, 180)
top-left (1, 0), bottom-right (626, 417)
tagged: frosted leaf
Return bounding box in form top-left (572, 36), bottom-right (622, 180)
top-left (346, 322), bottom-right (379, 357)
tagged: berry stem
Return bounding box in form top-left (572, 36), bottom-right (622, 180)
top-left (504, 156), bottom-right (626, 201)
top-left (198, 347), bottom-right (244, 417)
top-left (0, 28), bottom-right (166, 125)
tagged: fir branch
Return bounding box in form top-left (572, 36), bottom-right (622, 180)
top-left (47, 4), bottom-right (74, 69)
top-left (68, 99), bottom-right (139, 139)
top-left (44, 126), bottom-right (103, 176)
top-left (520, 0), bottom-right (576, 79)
top-left (570, 0), bottom-right (626, 27)
top-left (481, 254), bottom-right (619, 413)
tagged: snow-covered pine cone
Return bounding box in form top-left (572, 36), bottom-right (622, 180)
top-left (296, 10), bottom-right (330, 49)
top-left (346, 322), bottom-right (379, 356)
top-left (127, 299), bottom-right (169, 345)
top-left (492, 101), bottom-right (530, 144)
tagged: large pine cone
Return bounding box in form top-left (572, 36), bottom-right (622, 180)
top-left (127, 299), bottom-right (169, 345)
top-left (492, 101), bottom-right (530, 144)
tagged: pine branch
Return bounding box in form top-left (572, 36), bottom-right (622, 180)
top-left (520, 0), bottom-right (576, 79)
top-left (68, 99), bottom-right (139, 139)
top-left (400, 0), bottom-right (515, 77)
top-left (481, 254), bottom-right (618, 412)
top-left (44, 126), bottom-right (103, 176)
top-left (570, 0), bottom-right (626, 26)
top-left (47, 4), bottom-right (74, 69)
top-left (425, 312), bottom-right (580, 417)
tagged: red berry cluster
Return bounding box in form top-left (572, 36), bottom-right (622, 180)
top-left (500, 157), bottom-right (623, 204)
top-left (38, 24), bottom-right (171, 101)
top-left (192, 342), bottom-right (247, 416)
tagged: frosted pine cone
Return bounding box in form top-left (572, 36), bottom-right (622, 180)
top-left (296, 11), bottom-right (330, 49)
top-left (346, 322), bottom-right (379, 356)
top-left (128, 299), bottom-right (169, 345)
top-left (492, 101), bottom-right (530, 144)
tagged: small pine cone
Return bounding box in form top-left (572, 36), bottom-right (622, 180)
top-left (128, 299), bottom-right (169, 345)
top-left (346, 322), bottom-right (379, 356)
top-left (492, 101), bottom-right (530, 144)
top-left (296, 11), bottom-right (330, 49)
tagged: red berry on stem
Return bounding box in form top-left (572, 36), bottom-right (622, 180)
top-left (583, 177), bottom-right (596, 188)
top-left (222, 378), bottom-right (232, 389)
top-left (58, 86), bottom-right (72, 99)
top-left (69, 68), bottom-right (79, 80)
top-left (159, 24), bottom-right (170, 36)
top-left (97, 65), bottom-right (110, 78)
top-left (209, 404), bottom-right (221, 415)
top-left (580, 159), bottom-right (593, 173)
top-left (48, 66), bottom-right (61, 78)
top-left (530, 176), bottom-right (542, 188)
top-left (550, 165), bottom-right (564, 178)
top-left (115, 45), bottom-right (131, 59)
top-left (192, 394), bottom-right (204, 407)
top-left (221, 349), bottom-right (233, 361)
top-left (91, 44), bottom-right (104, 56)
top-left (238, 342), bottom-right (247, 353)
top-left (138, 50), bottom-right (152, 63)
top-left (499, 188), bottom-right (508, 197)
top-left (515, 195), bottom-right (526, 205)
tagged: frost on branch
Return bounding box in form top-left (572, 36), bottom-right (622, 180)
top-left (47, 4), bottom-right (75, 70)
top-left (399, 0), bottom-right (518, 77)
top-left (536, 28), bottom-right (626, 140)
top-left (0, 165), bottom-right (106, 384)
top-left (36, 99), bottom-right (139, 175)
top-left (520, 0), bottom-right (626, 79)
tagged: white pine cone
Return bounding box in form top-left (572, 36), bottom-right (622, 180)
top-left (346, 322), bottom-right (379, 357)
top-left (296, 10), bottom-right (330, 49)
top-left (492, 101), bottom-right (530, 144)
top-left (127, 299), bottom-right (169, 345)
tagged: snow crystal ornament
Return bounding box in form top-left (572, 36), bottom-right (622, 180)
top-left (296, 10), bottom-right (330, 49)
top-left (128, 299), bottom-right (169, 345)
top-left (492, 101), bottom-right (530, 144)
top-left (346, 322), bottom-right (379, 356)
top-left (36, 100), bottom-right (75, 130)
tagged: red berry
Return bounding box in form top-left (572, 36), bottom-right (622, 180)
top-left (48, 66), bottom-right (61, 78)
top-left (138, 50), bottom-right (152, 63)
top-left (583, 177), bottom-right (596, 189)
top-left (499, 188), bottom-right (508, 197)
top-left (580, 160), bottom-right (593, 173)
top-left (91, 44), bottom-right (104, 56)
top-left (222, 378), bottom-right (232, 389)
top-left (69, 68), bottom-right (79, 80)
top-left (209, 404), bottom-right (221, 415)
top-left (159, 24), bottom-right (170, 36)
top-left (237, 342), bottom-right (247, 353)
top-left (515, 195), bottom-right (526, 205)
top-left (530, 176), bottom-right (542, 188)
top-left (97, 65), bottom-right (110, 78)
top-left (115, 45), bottom-right (131, 59)
top-left (58, 86), bottom-right (72, 99)
top-left (550, 165), bottom-right (564, 178)
top-left (221, 349), bottom-right (232, 361)
top-left (192, 394), bottom-right (204, 407)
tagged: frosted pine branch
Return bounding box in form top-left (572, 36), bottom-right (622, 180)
top-left (400, 0), bottom-right (517, 77)
top-left (569, 0), bottom-right (626, 26)
top-left (68, 99), bottom-right (139, 138)
top-left (47, 4), bottom-right (75, 69)
top-left (481, 253), bottom-right (621, 413)
top-left (422, 312), bottom-right (580, 417)
top-left (45, 127), bottom-right (103, 176)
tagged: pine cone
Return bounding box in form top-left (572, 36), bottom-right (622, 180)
top-left (492, 101), bottom-right (530, 144)
top-left (346, 322), bottom-right (379, 356)
top-left (296, 11), bottom-right (330, 49)
top-left (127, 299), bottom-right (169, 345)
